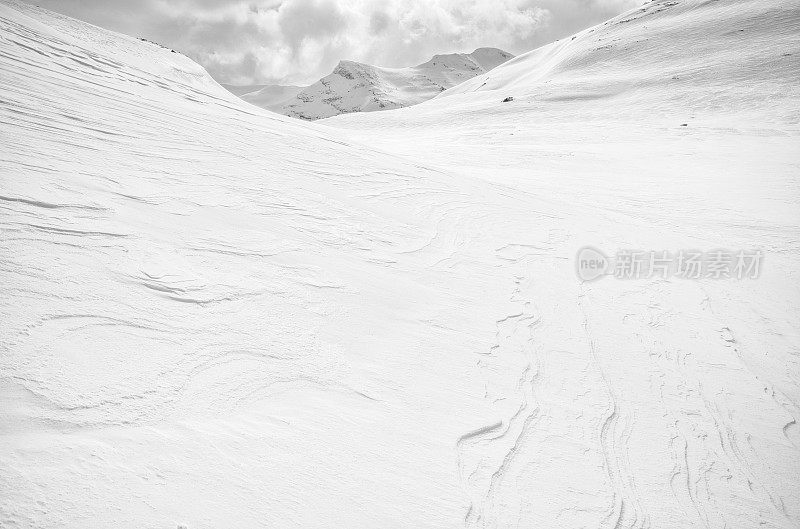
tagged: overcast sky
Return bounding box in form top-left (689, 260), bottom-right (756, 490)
top-left (24, 0), bottom-right (639, 86)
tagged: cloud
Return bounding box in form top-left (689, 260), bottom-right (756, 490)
top-left (22, 0), bottom-right (640, 86)
top-left (278, 0), bottom-right (348, 49)
top-left (368, 9), bottom-right (390, 35)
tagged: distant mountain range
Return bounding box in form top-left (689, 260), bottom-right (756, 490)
top-left (223, 47), bottom-right (513, 120)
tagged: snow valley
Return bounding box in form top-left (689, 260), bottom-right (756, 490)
top-left (1, 0), bottom-right (799, 528)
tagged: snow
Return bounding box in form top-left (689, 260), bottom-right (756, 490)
top-left (222, 83), bottom-right (306, 112)
top-left (1, 0), bottom-right (799, 528)
top-left (221, 83), bottom-right (271, 97)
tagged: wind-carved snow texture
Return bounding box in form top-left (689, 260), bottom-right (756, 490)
top-left (1, 0), bottom-right (800, 528)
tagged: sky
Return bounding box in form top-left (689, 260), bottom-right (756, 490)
top-left (23, 0), bottom-right (640, 86)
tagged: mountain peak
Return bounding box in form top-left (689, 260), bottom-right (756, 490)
top-left (262, 48), bottom-right (514, 120)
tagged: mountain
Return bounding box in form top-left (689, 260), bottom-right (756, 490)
top-left (243, 48), bottom-right (514, 120)
top-left (1, 0), bottom-right (799, 528)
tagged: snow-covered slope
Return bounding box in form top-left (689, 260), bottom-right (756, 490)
top-left (275, 48), bottom-right (513, 120)
top-left (440, 0), bottom-right (799, 120)
top-left (221, 83), bottom-right (269, 96)
top-left (223, 83), bottom-right (306, 110)
top-left (2, 1), bottom-right (799, 528)
top-left (0, 3), bottom-right (518, 527)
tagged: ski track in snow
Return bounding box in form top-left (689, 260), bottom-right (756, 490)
top-left (1, 0), bottom-right (800, 528)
